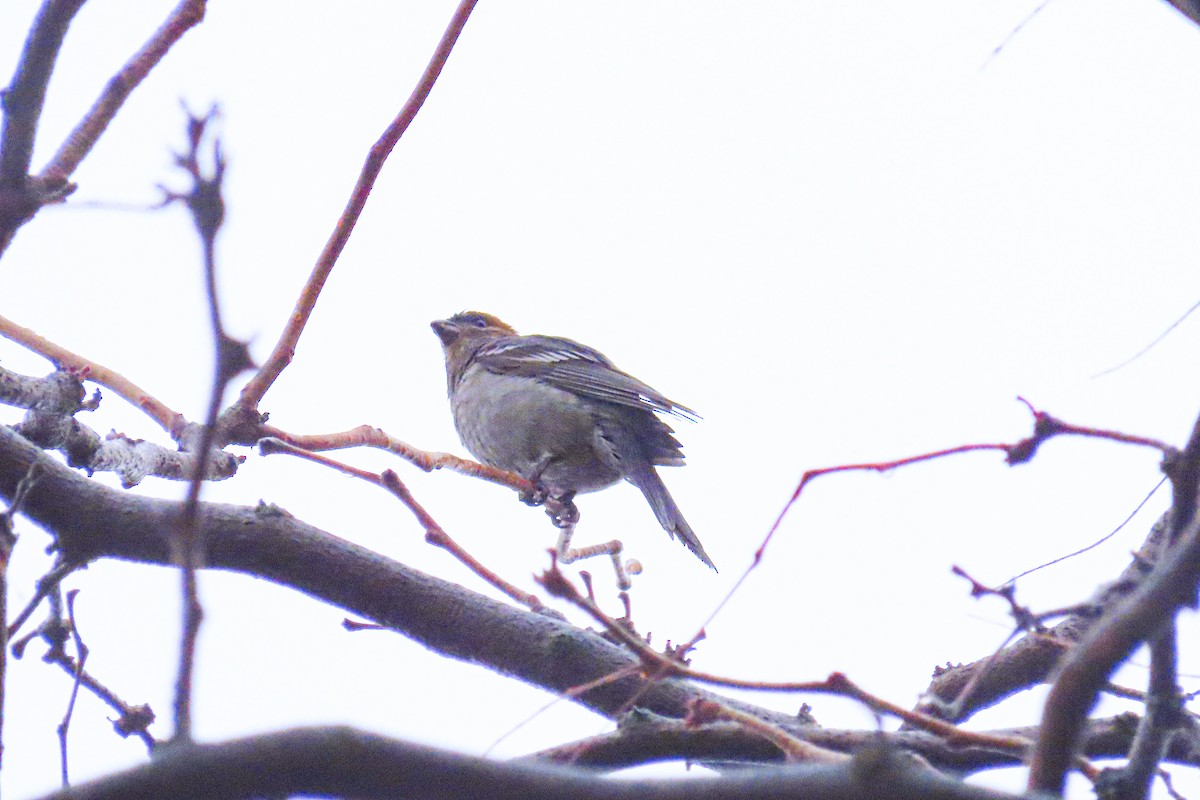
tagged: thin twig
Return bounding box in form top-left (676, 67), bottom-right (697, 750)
top-left (1113, 626), bottom-right (1182, 799)
top-left (1029, 412), bottom-right (1200, 793)
top-left (696, 398), bottom-right (1174, 653)
top-left (167, 109), bottom-right (252, 745)
top-left (686, 698), bottom-right (847, 764)
top-left (56, 590), bottom-right (86, 786)
top-left (917, 513), bottom-right (1174, 724)
top-left (258, 438), bottom-right (546, 612)
top-left (233, 0), bottom-right (480, 412)
top-left (536, 557), bottom-right (1044, 761)
top-left (261, 423), bottom-right (532, 493)
top-left (980, 0), bottom-right (1054, 71)
top-left (1004, 477), bottom-right (1166, 585)
top-left (0, 314), bottom-right (186, 436)
top-left (41, 0), bottom-right (207, 180)
top-left (0, 463), bottom-right (37, 776)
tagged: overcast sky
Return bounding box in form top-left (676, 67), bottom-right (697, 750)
top-left (2, 2), bottom-right (1200, 798)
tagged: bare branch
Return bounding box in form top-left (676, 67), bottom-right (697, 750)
top-left (0, 425), bottom-right (1196, 776)
top-left (696, 398), bottom-right (1174, 645)
top-left (41, 0), bottom-right (207, 180)
top-left (1163, 1), bottom-right (1200, 28)
top-left (1096, 626), bottom-right (1184, 799)
top-left (14, 591), bottom-right (156, 753)
top-left (30, 725), bottom-right (1046, 800)
top-left (918, 513), bottom-right (1172, 723)
top-left (165, 108), bottom-right (251, 745)
top-left (1028, 412), bottom-right (1200, 793)
top-left (0, 0), bottom-right (85, 252)
top-left (0, 316), bottom-right (187, 436)
top-left (0, 364), bottom-right (241, 486)
top-left (258, 437), bottom-right (549, 612)
top-left (0, 0), bottom-right (86, 184)
top-left (232, 0), bottom-right (480, 412)
top-left (257, 423), bottom-right (534, 493)
top-left (0, 460), bottom-right (37, 776)
top-left (56, 590), bottom-right (86, 786)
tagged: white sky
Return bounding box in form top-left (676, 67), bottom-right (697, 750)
top-left (2, 2), bottom-right (1200, 798)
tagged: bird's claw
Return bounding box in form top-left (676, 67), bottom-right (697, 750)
top-left (545, 491), bottom-right (579, 528)
top-left (520, 483), bottom-right (549, 507)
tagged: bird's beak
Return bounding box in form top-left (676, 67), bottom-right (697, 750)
top-left (431, 318), bottom-right (459, 346)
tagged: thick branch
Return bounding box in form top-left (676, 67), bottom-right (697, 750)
top-left (524, 713), bottom-right (1189, 775)
top-left (0, 424), bottom-right (717, 722)
top-left (2, 424), bottom-right (1196, 777)
top-left (1164, 1), bottom-right (1200, 27)
top-left (917, 513), bottom-right (1171, 722)
top-left (0, 366), bottom-right (240, 486)
top-left (33, 725), bottom-right (1046, 800)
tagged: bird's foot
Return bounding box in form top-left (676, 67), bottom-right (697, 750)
top-left (519, 483), bottom-right (549, 507)
top-left (544, 491), bottom-right (579, 528)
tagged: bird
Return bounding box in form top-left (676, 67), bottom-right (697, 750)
top-left (431, 311), bottom-right (715, 570)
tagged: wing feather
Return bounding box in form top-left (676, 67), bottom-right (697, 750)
top-left (472, 335), bottom-right (698, 421)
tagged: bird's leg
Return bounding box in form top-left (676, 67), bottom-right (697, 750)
top-left (520, 456), bottom-right (561, 511)
top-left (520, 483), bottom-right (579, 528)
top-left (521, 455), bottom-right (580, 525)
top-left (544, 490), bottom-right (579, 528)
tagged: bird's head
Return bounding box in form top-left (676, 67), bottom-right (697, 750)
top-left (430, 311), bottom-right (517, 348)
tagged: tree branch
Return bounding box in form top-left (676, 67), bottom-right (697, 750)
top-left (917, 512), bottom-right (1172, 722)
top-left (1028, 413), bottom-right (1200, 793)
top-left (233, 0), bottom-right (480, 411)
top-left (32, 725), bottom-right (1048, 800)
top-left (1, 424), bottom-right (1196, 777)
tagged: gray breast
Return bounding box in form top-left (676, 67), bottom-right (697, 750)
top-left (452, 368), bottom-right (623, 494)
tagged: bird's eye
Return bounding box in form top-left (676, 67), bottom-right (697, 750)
top-left (472, 317), bottom-right (488, 328)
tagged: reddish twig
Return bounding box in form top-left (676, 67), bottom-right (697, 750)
top-left (234, 0), bottom-right (480, 412)
top-left (685, 698), bottom-right (846, 764)
top-left (260, 423), bottom-right (532, 494)
top-left (0, 314), bottom-right (187, 436)
top-left (950, 565), bottom-right (1093, 635)
top-left (257, 438), bottom-right (546, 612)
top-left (41, 0), bottom-right (207, 181)
top-left (696, 398), bottom-right (1174, 649)
top-left (535, 556), bottom-right (1043, 758)
top-left (1, 0), bottom-right (205, 252)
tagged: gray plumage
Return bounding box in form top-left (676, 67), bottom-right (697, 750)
top-left (432, 311), bottom-right (715, 570)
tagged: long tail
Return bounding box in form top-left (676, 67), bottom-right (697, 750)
top-left (627, 465), bottom-right (717, 571)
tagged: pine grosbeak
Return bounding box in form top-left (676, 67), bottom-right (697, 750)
top-left (432, 311), bottom-right (715, 570)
